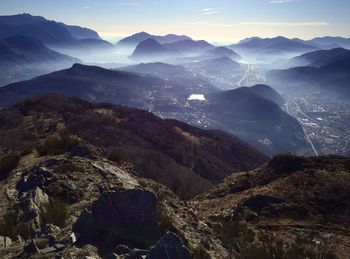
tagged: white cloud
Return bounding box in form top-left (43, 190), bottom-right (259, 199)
top-left (200, 8), bottom-right (222, 16)
top-left (269, 0), bottom-right (300, 4)
top-left (116, 2), bottom-right (140, 6)
top-left (239, 22), bottom-right (330, 27)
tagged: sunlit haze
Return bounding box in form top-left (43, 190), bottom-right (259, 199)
top-left (0, 0), bottom-right (349, 43)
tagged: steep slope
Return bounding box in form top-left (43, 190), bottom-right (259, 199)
top-left (204, 88), bottom-right (307, 155)
top-left (187, 57), bottom-right (241, 75)
top-left (0, 150), bottom-right (230, 258)
top-left (307, 36), bottom-right (350, 49)
top-left (0, 35), bottom-right (79, 63)
top-left (0, 94), bottom-right (267, 198)
top-left (202, 46), bottom-right (242, 61)
top-left (230, 36), bottom-right (317, 62)
top-left (120, 62), bottom-right (188, 77)
top-left (0, 13), bottom-right (101, 40)
top-left (0, 67), bottom-right (307, 155)
top-left (163, 39), bottom-right (214, 54)
top-left (0, 64), bottom-right (167, 107)
top-left (194, 154), bottom-right (350, 258)
top-left (289, 47), bottom-right (350, 67)
top-left (0, 13), bottom-right (112, 51)
top-left (268, 55), bottom-right (350, 98)
top-left (234, 84), bottom-right (285, 107)
top-left (131, 38), bottom-right (169, 59)
top-left (0, 35), bottom-right (80, 85)
top-left (117, 31), bottom-right (192, 48)
top-left (131, 38), bottom-right (215, 60)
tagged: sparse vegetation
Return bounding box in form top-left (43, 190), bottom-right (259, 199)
top-left (107, 148), bottom-right (127, 163)
top-left (40, 197), bottom-right (69, 228)
top-left (0, 207), bottom-right (34, 240)
top-left (0, 153), bottom-right (20, 180)
top-left (193, 244), bottom-right (212, 259)
top-left (36, 134), bottom-right (80, 156)
top-left (157, 206), bottom-right (177, 235)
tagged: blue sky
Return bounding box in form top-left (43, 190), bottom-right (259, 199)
top-left (0, 0), bottom-right (349, 43)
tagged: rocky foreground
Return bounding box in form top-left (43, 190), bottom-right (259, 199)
top-left (0, 95), bottom-right (349, 258)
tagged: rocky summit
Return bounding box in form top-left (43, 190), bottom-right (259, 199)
top-left (0, 95), bottom-right (349, 259)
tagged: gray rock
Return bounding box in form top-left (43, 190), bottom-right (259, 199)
top-left (70, 144), bottom-right (95, 158)
top-left (21, 240), bottom-right (40, 257)
top-left (147, 232), bottom-right (192, 259)
top-left (0, 236), bottom-right (12, 248)
top-left (104, 253), bottom-right (120, 259)
top-left (114, 244), bottom-right (132, 254)
top-left (19, 187), bottom-right (49, 230)
top-left (73, 189), bottom-right (160, 251)
top-left (17, 166), bottom-right (54, 192)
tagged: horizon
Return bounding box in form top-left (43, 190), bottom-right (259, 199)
top-left (0, 0), bottom-right (349, 43)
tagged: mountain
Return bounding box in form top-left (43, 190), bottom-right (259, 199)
top-left (0, 63), bottom-right (309, 155)
top-left (0, 13), bottom-right (101, 40)
top-left (201, 46), bottom-right (241, 61)
top-left (0, 94), bottom-right (267, 197)
top-left (0, 63), bottom-right (170, 107)
top-left (0, 117), bottom-right (347, 259)
top-left (131, 38), bottom-right (215, 60)
top-left (204, 86), bottom-right (307, 154)
top-left (268, 54), bottom-right (350, 98)
top-left (119, 62), bottom-right (188, 78)
top-left (58, 23), bottom-right (101, 40)
top-left (234, 36), bottom-right (316, 52)
top-left (234, 84), bottom-right (285, 107)
top-left (195, 154), bottom-right (350, 258)
top-left (229, 36), bottom-right (317, 62)
top-left (117, 31), bottom-right (192, 48)
top-left (0, 13), bottom-right (111, 52)
top-left (289, 47), bottom-right (350, 67)
top-left (163, 39), bottom-right (214, 54)
top-left (187, 57), bottom-right (241, 75)
top-left (307, 36), bottom-right (350, 49)
top-left (131, 38), bottom-right (169, 59)
top-left (0, 35), bottom-right (80, 85)
top-left (0, 65), bottom-right (307, 155)
top-left (0, 35), bottom-right (79, 63)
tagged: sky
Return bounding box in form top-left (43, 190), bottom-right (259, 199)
top-left (0, 0), bottom-right (349, 43)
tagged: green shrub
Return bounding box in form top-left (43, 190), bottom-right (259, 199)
top-left (0, 208), bottom-right (34, 240)
top-left (40, 197), bottom-right (68, 228)
top-left (36, 135), bottom-right (80, 156)
top-left (157, 206), bottom-right (177, 235)
top-left (107, 148), bottom-right (127, 163)
top-left (0, 153), bottom-right (20, 180)
top-left (193, 244), bottom-right (212, 259)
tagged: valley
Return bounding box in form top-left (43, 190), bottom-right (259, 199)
top-left (0, 8), bottom-right (350, 259)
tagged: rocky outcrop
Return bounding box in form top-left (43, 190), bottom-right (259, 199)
top-left (0, 236), bottom-right (12, 248)
top-left (17, 166), bottom-right (55, 192)
top-left (73, 189), bottom-right (160, 251)
top-left (147, 232), bottom-right (192, 259)
top-left (19, 187), bottom-right (49, 230)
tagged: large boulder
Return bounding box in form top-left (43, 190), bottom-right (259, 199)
top-left (19, 187), bottom-right (50, 230)
top-left (73, 189), bottom-right (160, 251)
top-left (16, 166), bottom-right (54, 192)
top-left (0, 236), bottom-right (12, 248)
top-left (146, 232), bottom-right (192, 259)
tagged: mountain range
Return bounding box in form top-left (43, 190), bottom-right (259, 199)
top-left (229, 36), bottom-right (318, 62)
top-left (131, 38), bottom-right (215, 60)
top-left (0, 35), bottom-right (79, 85)
top-left (0, 95), bottom-right (348, 258)
top-left (117, 31), bottom-right (192, 48)
top-left (0, 13), bottom-right (113, 52)
top-left (0, 64), bottom-right (308, 155)
top-left (268, 48), bottom-right (350, 98)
